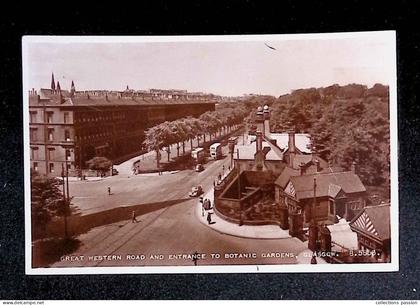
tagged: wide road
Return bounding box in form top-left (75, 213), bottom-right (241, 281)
top-left (52, 143), bottom-right (306, 268)
top-left (69, 145), bottom-right (233, 215)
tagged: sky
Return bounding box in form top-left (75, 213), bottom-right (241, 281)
top-left (23, 33), bottom-right (396, 97)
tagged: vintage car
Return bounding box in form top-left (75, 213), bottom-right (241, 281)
top-left (189, 185), bottom-right (203, 197)
top-left (195, 164), bottom-right (204, 172)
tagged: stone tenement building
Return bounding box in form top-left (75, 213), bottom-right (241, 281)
top-left (29, 75), bottom-right (217, 176)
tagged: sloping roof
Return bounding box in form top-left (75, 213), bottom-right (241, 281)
top-left (275, 166), bottom-right (300, 188)
top-left (320, 166), bottom-right (345, 173)
top-left (234, 140), bottom-right (283, 161)
top-left (270, 133), bottom-right (312, 154)
top-left (290, 171), bottom-right (366, 200)
top-left (350, 204), bottom-right (390, 240)
top-left (292, 154), bottom-right (313, 168)
top-left (328, 184), bottom-right (342, 198)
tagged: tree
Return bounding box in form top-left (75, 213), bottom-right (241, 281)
top-left (144, 125), bottom-right (162, 169)
top-left (31, 172), bottom-right (69, 239)
top-left (86, 156), bottom-right (112, 176)
top-left (269, 83), bottom-right (390, 190)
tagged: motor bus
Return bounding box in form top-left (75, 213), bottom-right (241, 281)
top-left (191, 147), bottom-right (206, 164)
top-left (209, 142), bottom-right (223, 160)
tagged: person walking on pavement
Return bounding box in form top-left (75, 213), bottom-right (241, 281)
top-left (131, 210), bottom-right (138, 223)
top-left (207, 212), bottom-right (212, 225)
top-left (222, 165), bottom-right (225, 172)
top-left (108, 186), bottom-right (111, 195)
top-left (200, 196), bottom-right (204, 216)
top-left (310, 252), bottom-right (317, 264)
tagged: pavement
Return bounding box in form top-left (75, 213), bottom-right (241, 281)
top-left (193, 171), bottom-right (323, 264)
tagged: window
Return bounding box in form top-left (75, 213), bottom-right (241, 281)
top-left (48, 129), bottom-right (54, 141)
top-left (329, 200), bottom-right (335, 215)
top-left (49, 163), bottom-right (54, 173)
top-left (46, 112), bottom-right (54, 123)
top-left (64, 112), bottom-right (69, 124)
top-left (30, 147), bottom-right (39, 160)
top-left (64, 130), bottom-right (71, 141)
top-left (65, 149), bottom-right (71, 161)
top-left (33, 162), bottom-right (38, 171)
top-left (48, 148), bottom-right (55, 160)
top-left (30, 128), bottom-right (38, 141)
top-left (29, 111), bottom-right (37, 123)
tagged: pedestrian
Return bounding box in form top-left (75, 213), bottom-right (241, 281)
top-left (218, 173), bottom-right (222, 181)
top-left (131, 210), bottom-right (138, 223)
top-left (200, 196), bottom-right (204, 216)
top-left (108, 186), bottom-right (111, 195)
top-left (222, 165), bottom-right (225, 171)
top-left (310, 252), bottom-right (317, 264)
top-left (228, 166), bottom-right (231, 171)
top-left (192, 251), bottom-right (198, 266)
top-left (207, 212), bottom-right (212, 225)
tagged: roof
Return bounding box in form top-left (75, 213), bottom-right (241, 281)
top-left (210, 143), bottom-right (221, 148)
top-left (234, 140), bottom-right (283, 161)
top-left (270, 133), bottom-right (312, 154)
top-left (350, 204), bottom-right (390, 241)
top-left (275, 167), bottom-right (300, 188)
top-left (320, 166), bottom-right (345, 173)
top-left (289, 171), bottom-right (366, 200)
top-left (30, 89), bottom-right (216, 107)
top-left (292, 154), bottom-right (313, 168)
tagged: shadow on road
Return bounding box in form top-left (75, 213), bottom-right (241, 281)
top-left (32, 237), bottom-right (81, 268)
top-left (46, 197), bottom-right (194, 238)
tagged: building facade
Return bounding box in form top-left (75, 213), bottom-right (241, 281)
top-left (29, 77), bottom-right (217, 176)
top-left (350, 204), bottom-right (391, 262)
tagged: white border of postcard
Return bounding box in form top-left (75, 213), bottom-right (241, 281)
top-left (22, 31), bottom-right (399, 275)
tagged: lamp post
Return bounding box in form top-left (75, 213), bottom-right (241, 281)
top-left (61, 146), bottom-right (73, 239)
top-left (308, 177), bottom-right (318, 252)
top-left (61, 163), bottom-right (68, 238)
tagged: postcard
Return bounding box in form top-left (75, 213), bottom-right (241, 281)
top-left (23, 31), bottom-right (398, 274)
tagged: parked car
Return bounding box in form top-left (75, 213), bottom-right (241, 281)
top-left (112, 168), bottom-right (119, 175)
top-left (189, 185), bottom-right (204, 197)
top-left (195, 164), bottom-right (204, 172)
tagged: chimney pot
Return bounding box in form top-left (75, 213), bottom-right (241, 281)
top-left (351, 161), bottom-right (356, 173)
top-left (314, 159), bottom-right (321, 172)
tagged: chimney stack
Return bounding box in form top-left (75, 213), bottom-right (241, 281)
top-left (263, 105), bottom-right (271, 139)
top-left (288, 131), bottom-right (296, 167)
top-left (256, 131), bottom-right (263, 153)
top-left (299, 163), bottom-right (306, 176)
top-left (255, 106), bottom-right (264, 134)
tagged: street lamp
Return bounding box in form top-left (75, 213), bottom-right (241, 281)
top-left (61, 163), bottom-right (68, 238)
top-left (308, 177), bottom-right (318, 252)
top-left (61, 145), bottom-right (73, 239)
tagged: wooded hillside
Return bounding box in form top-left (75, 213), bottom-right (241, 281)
top-left (269, 83), bottom-right (390, 189)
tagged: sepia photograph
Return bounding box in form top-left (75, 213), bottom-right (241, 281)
top-left (22, 32), bottom-right (398, 274)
